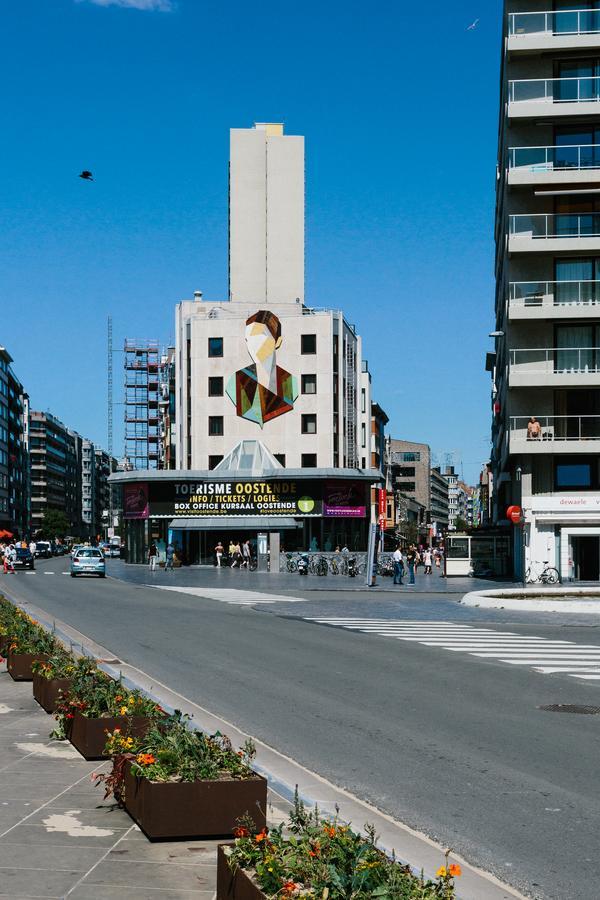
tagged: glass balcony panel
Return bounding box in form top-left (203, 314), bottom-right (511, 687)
top-left (553, 11), bottom-right (580, 34)
top-left (510, 12), bottom-right (548, 35)
top-left (553, 145), bottom-right (580, 168)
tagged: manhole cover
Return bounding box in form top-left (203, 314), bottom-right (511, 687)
top-left (539, 704), bottom-right (600, 715)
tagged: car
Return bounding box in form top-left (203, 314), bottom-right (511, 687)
top-left (35, 541), bottom-right (52, 559)
top-left (100, 542), bottom-right (111, 557)
top-left (70, 548), bottom-right (106, 578)
top-left (14, 547), bottom-right (35, 570)
top-left (54, 544), bottom-right (67, 556)
top-left (70, 544), bottom-right (84, 558)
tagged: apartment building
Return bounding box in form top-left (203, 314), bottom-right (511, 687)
top-left (493, 2), bottom-right (600, 580)
top-left (29, 411), bottom-right (79, 535)
top-left (430, 466), bottom-right (450, 532)
top-left (81, 439), bottom-right (95, 537)
top-left (0, 347), bottom-right (29, 537)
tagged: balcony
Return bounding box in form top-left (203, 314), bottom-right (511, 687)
top-left (508, 9), bottom-right (600, 54)
top-left (509, 347), bottom-right (600, 386)
top-left (508, 76), bottom-right (600, 118)
top-left (509, 214), bottom-right (600, 253)
top-left (509, 280), bottom-right (600, 319)
top-left (510, 415), bottom-right (600, 454)
top-left (508, 144), bottom-right (600, 185)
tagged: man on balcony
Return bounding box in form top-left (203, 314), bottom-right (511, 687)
top-left (527, 416), bottom-right (542, 440)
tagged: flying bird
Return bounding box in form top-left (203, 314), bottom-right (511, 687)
top-left (78, 170), bottom-right (94, 181)
top-left (466, 18), bottom-right (480, 30)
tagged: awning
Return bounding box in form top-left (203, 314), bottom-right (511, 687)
top-left (169, 517), bottom-right (301, 531)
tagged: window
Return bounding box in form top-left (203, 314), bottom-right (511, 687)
top-left (301, 414), bottom-right (317, 434)
top-left (208, 337), bottom-right (223, 357)
top-left (301, 334), bottom-right (317, 354)
top-left (301, 453), bottom-right (317, 468)
top-left (301, 374), bottom-right (317, 394)
top-left (208, 377), bottom-right (223, 396)
top-left (397, 452), bottom-right (421, 462)
top-left (399, 481), bottom-right (416, 492)
top-left (361, 423), bottom-right (366, 448)
top-left (208, 455), bottom-right (223, 470)
top-left (274, 453), bottom-right (286, 467)
top-left (398, 466), bottom-right (416, 477)
top-left (208, 416), bottom-right (224, 436)
top-left (555, 455), bottom-right (597, 489)
top-left (361, 388), bottom-right (366, 414)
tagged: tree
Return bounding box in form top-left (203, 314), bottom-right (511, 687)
top-left (454, 516), bottom-right (469, 533)
top-left (40, 508), bottom-right (70, 539)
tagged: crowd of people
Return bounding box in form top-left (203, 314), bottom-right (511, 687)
top-left (391, 544), bottom-right (443, 585)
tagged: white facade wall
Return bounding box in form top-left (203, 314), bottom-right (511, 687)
top-left (229, 125), bottom-right (304, 305)
top-left (175, 300), bottom-right (370, 472)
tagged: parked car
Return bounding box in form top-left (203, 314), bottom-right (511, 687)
top-left (109, 538), bottom-right (122, 558)
top-left (14, 547), bottom-right (35, 570)
top-left (70, 547), bottom-right (106, 578)
top-left (70, 544), bottom-right (84, 558)
top-left (35, 541), bottom-right (52, 559)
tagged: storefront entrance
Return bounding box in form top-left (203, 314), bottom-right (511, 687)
top-left (572, 535), bottom-right (600, 581)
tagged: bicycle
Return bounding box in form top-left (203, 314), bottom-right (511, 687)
top-left (285, 553), bottom-right (299, 573)
top-left (525, 560), bottom-right (560, 585)
top-left (309, 555), bottom-right (328, 576)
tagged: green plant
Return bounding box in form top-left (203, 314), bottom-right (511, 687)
top-left (31, 647), bottom-right (77, 679)
top-left (96, 712), bottom-right (257, 798)
top-left (224, 794), bottom-right (459, 899)
top-left (52, 658), bottom-right (163, 739)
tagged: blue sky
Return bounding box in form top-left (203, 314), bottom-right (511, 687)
top-left (1, 0), bottom-right (499, 483)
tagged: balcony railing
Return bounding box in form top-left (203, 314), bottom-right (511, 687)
top-left (510, 347), bottom-right (600, 374)
top-left (509, 143), bottom-right (600, 170)
top-left (509, 76), bottom-right (600, 103)
top-left (509, 280), bottom-right (600, 306)
top-left (510, 213), bottom-right (600, 239)
top-left (510, 415), bottom-right (600, 441)
top-left (509, 10), bottom-right (600, 37)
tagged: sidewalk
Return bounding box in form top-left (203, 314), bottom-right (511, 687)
top-left (0, 661), bottom-right (290, 900)
top-left (108, 559), bottom-right (514, 595)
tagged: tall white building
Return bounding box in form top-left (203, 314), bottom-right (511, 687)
top-left (229, 123), bottom-right (304, 305)
top-left (493, 3), bottom-right (600, 581)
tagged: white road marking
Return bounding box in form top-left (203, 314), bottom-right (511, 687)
top-left (43, 571), bottom-right (54, 575)
top-left (0, 705), bottom-right (14, 714)
top-left (306, 619), bottom-right (600, 682)
top-left (149, 585), bottom-right (308, 606)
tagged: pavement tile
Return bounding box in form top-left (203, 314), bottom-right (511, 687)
top-left (107, 841), bottom-right (219, 865)
top-left (0, 867), bottom-right (83, 897)
top-left (25, 804), bottom-right (126, 827)
top-left (0, 842), bottom-right (102, 872)
top-left (4, 824), bottom-right (130, 847)
top-left (82, 856), bottom-right (216, 890)
top-left (69, 888), bottom-right (214, 900)
top-left (0, 778), bottom-right (81, 801)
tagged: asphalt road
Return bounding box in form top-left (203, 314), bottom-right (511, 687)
top-left (4, 558), bottom-right (600, 900)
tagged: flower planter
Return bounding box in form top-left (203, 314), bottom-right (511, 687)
top-left (0, 635), bottom-right (9, 656)
top-left (217, 843), bottom-right (264, 900)
top-left (33, 674), bottom-right (73, 713)
top-left (7, 652), bottom-right (49, 682)
top-left (68, 711), bottom-right (153, 760)
top-left (122, 766), bottom-right (267, 841)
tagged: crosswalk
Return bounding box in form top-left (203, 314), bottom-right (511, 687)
top-left (305, 619), bottom-right (600, 682)
top-left (151, 585), bottom-right (308, 606)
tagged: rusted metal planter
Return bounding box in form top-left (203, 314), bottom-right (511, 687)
top-left (217, 843), bottom-right (265, 900)
top-left (122, 766), bottom-right (267, 841)
top-left (7, 652), bottom-right (49, 682)
top-left (33, 674), bottom-right (73, 713)
top-left (68, 711), bottom-right (152, 760)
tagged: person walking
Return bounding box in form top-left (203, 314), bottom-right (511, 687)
top-left (242, 539), bottom-right (251, 569)
top-left (423, 548), bottom-right (433, 575)
top-left (164, 542), bottom-right (175, 573)
top-left (215, 541), bottom-right (224, 567)
top-left (5, 544), bottom-right (15, 575)
top-left (406, 544), bottom-right (417, 585)
top-left (148, 542), bottom-right (158, 572)
top-left (392, 545), bottom-right (404, 585)
top-left (231, 541), bottom-right (242, 568)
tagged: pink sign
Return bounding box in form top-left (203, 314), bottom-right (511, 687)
top-left (323, 481), bottom-right (366, 518)
top-left (124, 483), bottom-right (149, 520)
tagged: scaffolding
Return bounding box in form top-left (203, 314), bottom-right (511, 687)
top-left (124, 339), bottom-right (160, 470)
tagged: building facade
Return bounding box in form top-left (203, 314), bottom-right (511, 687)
top-left (0, 347), bottom-right (29, 538)
top-left (81, 439), bottom-right (95, 538)
top-left (430, 466), bottom-right (450, 532)
top-left (29, 411), bottom-right (79, 536)
top-left (492, 2), bottom-right (600, 580)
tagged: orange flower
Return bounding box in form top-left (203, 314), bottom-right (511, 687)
top-left (136, 753), bottom-right (156, 765)
top-left (255, 829), bottom-right (268, 843)
top-left (282, 881), bottom-right (297, 894)
top-left (233, 826), bottom-right (249, 838)
top-left (436, 866), bottom-right (447, 878)
top-left (323, 825), bottom-right (336, 838)
top-left (448, 864), bottom-right (462, 877)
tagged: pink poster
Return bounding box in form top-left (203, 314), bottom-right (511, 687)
top-left (124, 483), bottom-right (149, 519)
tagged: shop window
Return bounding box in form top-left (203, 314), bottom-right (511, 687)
top-left (302, 414), bottom-right (317, 434)
top-left (301, 453), bottom-right (317, 468)
top-left (301, 374), bottom-right (317, 394)
top-left (208, 337), bottom-right (223, 358)
top-left (208, 416), bottom-right (224, 436)
top-left (274, 454), bottom-right (286, 467)
top-left (208, 376), bottom-right (223, 396)
top-left (301, 334), bottom-right (317, 354)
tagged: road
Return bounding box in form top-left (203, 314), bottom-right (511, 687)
top-left (4, 557), bottom-right (600, 900)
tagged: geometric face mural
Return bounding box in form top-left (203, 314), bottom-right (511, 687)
top-left (226, 310), bottom-right (298, 428)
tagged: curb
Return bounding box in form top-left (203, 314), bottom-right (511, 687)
top-left (461, 586), bottom-right (600, 614)
top-left (2, 588), bottom-right (526, 900)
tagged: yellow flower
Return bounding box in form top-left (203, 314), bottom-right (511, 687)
top-left (436, 867), bottom-right (447, 878)
top-left (129, 697), bottom-right (135, 705)
top-left (119, 706), bottom-right (128, 716)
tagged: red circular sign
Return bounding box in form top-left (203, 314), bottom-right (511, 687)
top-left (506, 505), bottom-right (522, 524)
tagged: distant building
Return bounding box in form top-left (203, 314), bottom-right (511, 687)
top-left (29, 411), bottom-right (79, 536)
top-left (0, 346), bottom-right (29, 538)
top-left (430, 466), bottom-right (449, 534)
top-left (81, 439), bottom-right (95, 538)
top-left (159, 347), bottom-right (176, 469)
